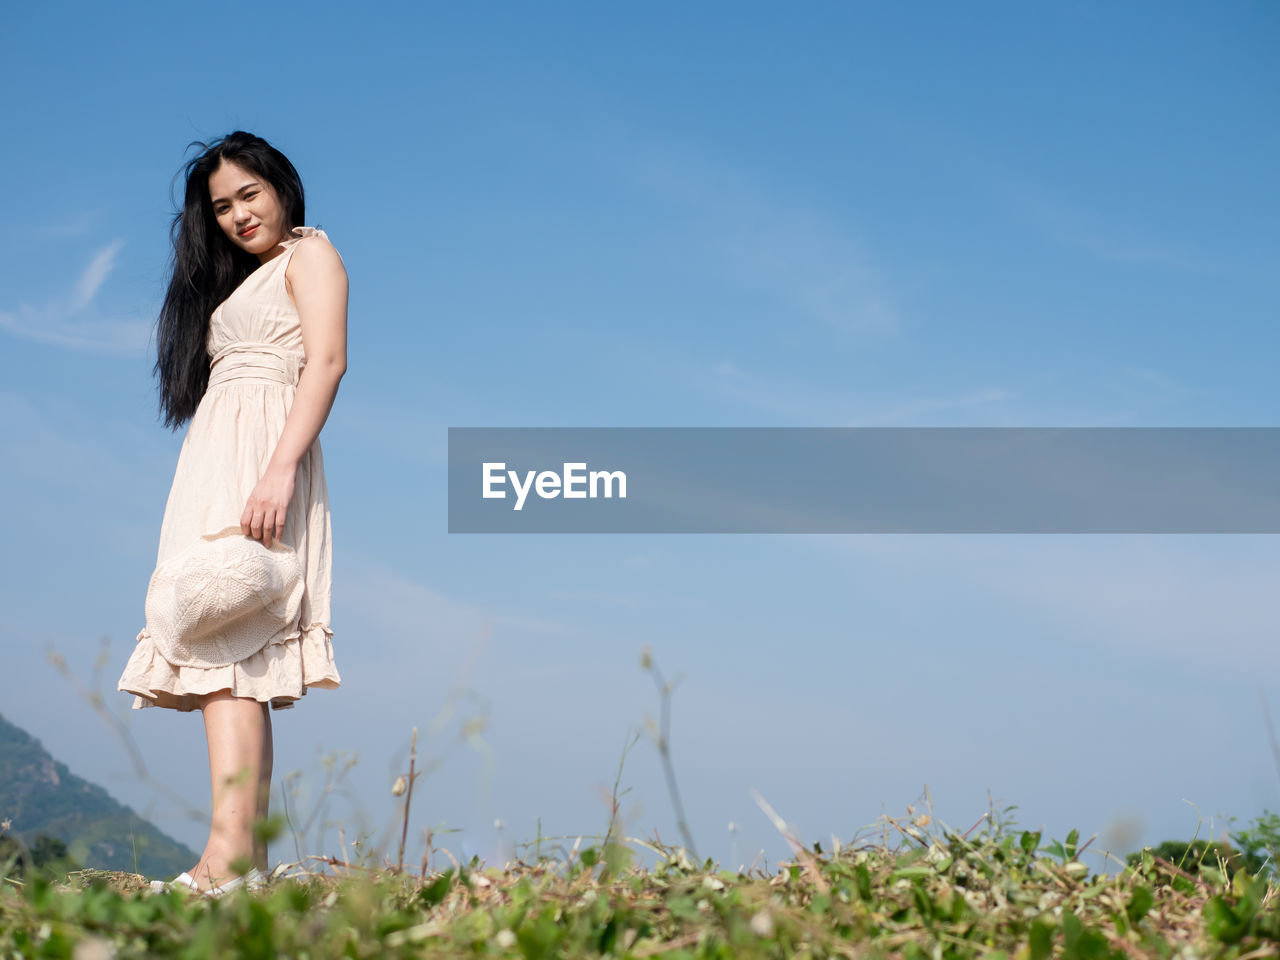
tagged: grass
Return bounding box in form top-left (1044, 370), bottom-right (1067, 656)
top-left (2, 646), bottom-right (1276, 958)
top-left (2, 812), bottom-right (1277, 958)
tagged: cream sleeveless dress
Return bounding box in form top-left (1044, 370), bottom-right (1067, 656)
top-left (118, 226), bottom-right (342, 712)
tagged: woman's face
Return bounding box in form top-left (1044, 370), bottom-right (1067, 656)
top-left (208, 159), bottom-right (291, 259)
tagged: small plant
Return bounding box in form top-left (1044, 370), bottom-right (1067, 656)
top-left (1229, 810), bottom-right (1280, 880)
top-left (0, 831), bottom-right (80, 881)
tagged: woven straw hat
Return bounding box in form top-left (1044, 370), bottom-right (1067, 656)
top-left (145, 528), bottom-right (304, 667)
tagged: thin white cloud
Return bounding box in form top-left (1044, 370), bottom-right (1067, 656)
top-left (624, 142), bottom-right (900, 338)
top-left (711, 360), bottom-right (747, 379)
top-left (810, 534), bottom-right (1280, 668)
top-left (341, 556), bottom-right (575, 669)
top-left (914, 130), bottom-right (1218, 273)
top-left (852, 386), bottom-right (1013, 425)
top-left (991, 174), bottom-right (1214, 273)
top-left (34, 210), bottom-right (103, 238)
top-left (706, 358), bottom-right (1012, 425)
top-left (612, 142), bottom-right (1038, 424)
top-left (70, 240), bottom-right (124, 311)
top-left (0, 238), bottom-right (151, 354)
top-left (700, 353), bottom-right (1202, 427)
top-left (330, 398), bottom-right (449, 466)
top-left (0, 389), bottom-right (174, 535)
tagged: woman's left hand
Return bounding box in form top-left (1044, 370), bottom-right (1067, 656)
top-left (241, 463), bottom-right (296, 548)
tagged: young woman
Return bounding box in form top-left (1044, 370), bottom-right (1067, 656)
top-left (117, 131), bottom-right (347, 895)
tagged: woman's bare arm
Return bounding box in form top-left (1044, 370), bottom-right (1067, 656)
top-left (241, 236), bottom-right (348, 546)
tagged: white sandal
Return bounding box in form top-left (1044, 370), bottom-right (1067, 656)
top-left (149, 871), bottom-right (202, 894)
top-left (150, 866), bottom-right (266, 896)
top-left (207, 867), bottom-right (267, 897)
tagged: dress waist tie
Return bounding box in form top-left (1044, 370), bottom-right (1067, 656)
top-left (208, 344), bottom-right (303, 388)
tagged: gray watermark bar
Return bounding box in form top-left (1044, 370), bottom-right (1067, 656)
top-left (447, 428), bottom-right (1280, 533)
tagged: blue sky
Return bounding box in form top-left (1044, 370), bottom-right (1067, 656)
top-left (1, 1), bottom-right (1278, 875)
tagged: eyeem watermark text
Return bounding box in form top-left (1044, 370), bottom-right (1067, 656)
top-left (482, 462), bottom-right (628, 511)
top-left (451, 428), bottom-right (1280, 532)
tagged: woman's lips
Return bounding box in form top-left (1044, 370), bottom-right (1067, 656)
top-left (239, 225), bottom-right (259, 237)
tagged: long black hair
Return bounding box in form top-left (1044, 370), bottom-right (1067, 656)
top-left (154, 131), bottom-right (306, 428)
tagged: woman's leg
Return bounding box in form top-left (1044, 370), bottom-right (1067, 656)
top-left (190, 690), bottom-right (265, 890)
top-left (255, 702), bottom-right (273, 873)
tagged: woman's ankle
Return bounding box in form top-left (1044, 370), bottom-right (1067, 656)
top-left (198, 838), bottom-right (255, 878)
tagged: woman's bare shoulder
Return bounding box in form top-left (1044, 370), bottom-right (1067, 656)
top-left (286, 233), bottom-right (347, 285)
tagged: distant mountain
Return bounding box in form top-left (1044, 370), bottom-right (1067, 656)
top-left (0, 711), bottom-right (197, 877)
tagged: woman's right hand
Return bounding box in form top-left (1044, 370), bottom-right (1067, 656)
top-left (241, 461), bottom-right (296, 548)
